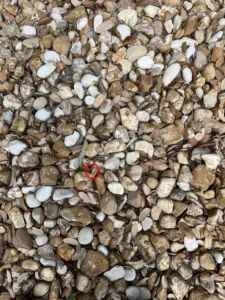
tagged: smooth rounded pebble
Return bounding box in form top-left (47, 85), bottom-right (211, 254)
top-left (36, 186), bottom-right (53, 202)
top-left (37, 63), bottom-right (56, 78)
top-left (78, 227), bottom-right (94, 245)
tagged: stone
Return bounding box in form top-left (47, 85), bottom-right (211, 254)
top-left (104, 140), bottom-right (126, 153)
top-left (81, 74), bottom-right (98, 88)
top-left (9, 207), bottom-right (25, 229)
top-left (81, 250), bottom-right (109, 276)
top-left (57, 243), bottom-right (75, 261)
top-left (135, 141), bottom-right (154, 158)
top-left (120, 108), bottom-right (139, 131)
top-left (199, 253), bottom-right (216, 270)
top-left (118, 9), bottom-right (138, 27)
top-left (78, 227), bottom-right (94, 245)
top-left (184, 236), bottom-right (198, 252)
top-left (53, 189), bottom-right (74, 201)
top-left (116, 24), bottom-right (131, 41)
top-left (160, 214), bottom-right (176, 229)
top-left (126, 286), bottom-right (140, 300)
top-left (104, 266), bottom-right (125, 281)
top-left (108, 182), bottom-right (124, 195)
top-left (40, 166), bottom-right (59, 185)
top-left (202, 154), bottom-right (221, 170)
top-left (37, 64), bottom-right (56, 78)
top-left (35, 108), bottom-right (51, 121)
top-left (134, 233), bottom-right (156, 263)
top-left (203, 89), bottom-right (217, 108)
top-left (144, 5), bottom-right (159, 18)
top-left (157, 199), bottom-right (173, 214)
top-left (100, 192), bottom-right (117, 215)
top-left (53, 36), bottom-right (70, 55)
top-left (137, 56), bottom-right (154, 69)
top-left (156, 252), bottom-right (170, 271)
top-left (182, 67), bottom-right (192, 83)
top-left (163, 63), bottom-right (181, 86)
top-left (33, 282), bottom-right (50, 297)
top-left (21, 25), bottom-right (36, 36)
top-left (169, 273), bottom-right (189, 300)
top-left (152, 124), bottom-right (183, 148)
top-left (156, 178), bottom-right (176, 198)
top-left (60, 207), bottom-right (92, 226)
top-left (3, 94), bottom-right (22, 110)
top-left (126, 45), bottom-right (147, 62)
top-left (64, 131), bottom-right (80, 147)
top-left (191, 164), bottom-right (215, 191)
top-left (124, 267), bottom-right (136, 281)
top-left (36, 186), bottom-right (53, 202)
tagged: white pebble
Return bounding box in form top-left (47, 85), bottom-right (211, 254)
top-left (64, 131), bottom-right (80, 147)
top-left (171, 39), bottom-right (182, 49)
top-left (94, 15), bottom-right (103, 32)
top-left (35, 235), bottom-right (48, 246)
top-left (202, 154), bottom-right (221, 170)
top-left (21, 25), bottom-right (36, 36)
top-left (53, 189), bottom-right (74, 201)
top-left (213, 252), bottom-right (223, 264)
top-left (74, 82), bottom-right (85, 99)
top-left (40, 258), bottom-right (56, 267)
top-left (3, 140), bottom-right (27, 155)
top-left (81, 74), bottom-right (98, 88)
top-left (137, 56), bottom-right (154, 69)
top-left (138, 288), bottom-right (151, 300)
top-left (36, 186), bottom-right (53, 202)
top-left (25, 194), bottom-right (41, 208)
top-left (126, 286), bottom-right (140, 300)
top-left (141, 217), bottom-right (153, 231)
top-left (77, 17), bottom-right (88, 30)
top-left (124, 267), bottom-right (136, 281)
top-left (164, 20), bottom-right (173, 33)
top-left (44, 51), bottom-right (60, 63)
top-left (97, 245), bottom-right (109, 256)
top-left (182, 67), bottom-right (192, 83)
top-left (37, 63), bottom-right (56, 78)
top-left (101, 42), bottom-right (109, 54)
top-left (163, 63), bottom-right (181, 86)
top-left (78, 227), bottom-right (94, 245)
top-left (116, 24), bottom-right (131, 41)
top-left (208, 31), bottom-right (223, 43)
top-left (96, 211), bottom-right (105, 222)
top-left (35, 108), bottom-right (51, 121)
top-left (144, 5), bottom-right (159, 18)
top-left (184, 236), bottom-right (198, 252)
top-left (104, 266), bottom-right (125, 281)
top-left (85, 96), bottom-right (95, 105)
top-left (88, 86), bottom-right (99, 97)
top-left (108, 182), bottom-right (124, 195)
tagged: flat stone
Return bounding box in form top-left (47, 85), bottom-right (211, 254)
top-left (104, 266), bottom-right (125, 281)
top-left (156, 178), bottom-right (176, 198)
top-left (9, 207), bottom-right (25, 228)
top-left (60, 207), bottom-right (92, 226)
top-left (191, 164), bottom-right (215, 191)
top-left (53, 36), bottom-right (70, 55)
top-left (126, 45), bottom-right (147, 62)
top-left (36, 186), bottom-right (53, 202)
top-left (53, 189), bottom-right (74, 201)
top-left (169, 273), bottom-right (189, 300)
top-left (81, 250), bottom-right (109, 277)
top-left (37, 64), bottom-right (56, 78)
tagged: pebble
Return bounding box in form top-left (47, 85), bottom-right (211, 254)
top-left (97, 245), bottom-right (109, 256)
top-left (35, 234), bottom-right (48, 246)
top-left (202, 154), bottom-right (221, 170)
top-left (33, 97), bottom-right (47, 110)
top-left (108, 182), bottom-right (124, 195)
top-left (144, 5), bottom-right (159, 18)
top-left (81, 250), bottom-right (109, 276)
top-left (60, 207), bottom-right (92, 226)
top-left (3, 94), bottom-right (22, 110)
top-left (142, 217), bottom-right (153, 231)
top-left (94, 15), bottom-right (103, 32)
top-left (116, 24), bottom-right (131, 41)
top-left (182, 67), bottom-right (192, 83)
top-left (81, 74), bottom-right (98, 88)
top-left (22, 259), bottom-right (40, 271)
top-left (74, 82), bottom-right (85, 99)
top-left (25, 194), bottom-right (41, 208)
top-left (120, 108), bottom-right (139, 131)
top-left (53, 35), bottom-right (70, 55)
top-left (156, 178), bottom-right (176, 198)
top-left (36, 186), bottom-right (53, 202)
top-left (126, 45), bottom-right (147, 62)
top-left (35, 108), bottom-right (51, 121)
top-left (3, 140), bottom-right (27, 155)
top-left (78, 227), bottom-right (94, 245)
top-left (163, 63), bottom-right (181, 86)
top-left (135, 141), bottom-right (154, 158)
top-left (138, 288), bottom-right (151, 300)
top-left (118, 59), bottom-right (132, 75)
top-left (37, 64), bottom-right (56, 78)
top-left (137, 56), bottom-right (154, 69)
top-left (8, 207), bottom-right (25, 228)
top-left (33, 282), bottom-right (50, 297)
top-left (104, 266), bottom-right (125, 281)
top-left (184, 236), bottom-right (198, 251)
top-left (53, 189), bottom-right (74, 201)
top-left (126, 286), bottom-right (140, 300)
top-left (203, 89), bottom-right (217, 108)
top-left (77, 17), bottom-right (88, 30)
top-left (21, 25), bottom-right (36, 36)
top-left (23, 38), bottom-right (40, 48)
top-left (117, 9), bottom-right (137, 27)
top-left (85, 96), bottom-right (95, 105)
top-left (64, 131), bottom-right (80, 147)
top-left (44, 51), bottom-right (60, 63)
top-left (124, 267), bottom-right (136, 281)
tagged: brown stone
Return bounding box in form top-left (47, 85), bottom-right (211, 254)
top-left (40, 166), bottom-right (59, 186)
top-left (191, 164), bottom-right (215, 191)
top-left (108, 81), bottom-right (122, 97)
top-left (199, 253), bottom-right (216, 270)
top-left (134, 233), bottom-right (156, 263)
top-left (0, 82), bottom-right (13, 92)
top-left (0, 170), bottom-right (11, 185)
top-left (81, 250), bottom-right (109, 277)
top-left (53, 36), bottom-right (71, 55)
top-left (151, 124), bottom-right (183, 148)
top-left (57, 243), bottom-right (75, 261)
top-left (53, 140), bottom-right (69, 157)
top-left (60, 207), bottom-right (92, 226)
top-left (64, 6), bottom-right (87, 23)
top-left (18, 152), bottom-right (40, 168)
top-left (11, 116), bottom-right (27, 133)
top-left (42, 34), bottom-right (54, 49)
top-left (138, 75), bottom-right (152, 93)
top-left (41, 153), bottom-right (58, 165)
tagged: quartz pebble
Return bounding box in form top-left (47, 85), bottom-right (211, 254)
top-left (37, 64), bottom-right (56, 78)
top-left (78, 227), bottom-right (94, 245)
top-left (163, 63), bottom-right (181, 86)
top-left (104, 266), bottom-right (125, 281)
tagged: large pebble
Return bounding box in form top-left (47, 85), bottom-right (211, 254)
top-left (201, 154), bottom-right (221, 170)
top-left (184, 236), bottom-right (198, 252)
top-left (104, 266), bottom-right (125, 281)
top-left (126, 45), bottom-right (147, 62)
top-left (64, 131), bottom-right (80, 147)
top-left (144, 5), bottom-right (159, 18)
top-left (126, 286), bottom-right (140, 300)
top-left (163, 63), bottom-right (181, 86)
top-left (78, 227), bottom-right (94, 245)
top-left (81, 74), bottom-right (98, 88)
top-left (118, 9), bottom-right (137, 27)
top-left (156, 178), bottom-right (176, 198)
top-left (137, 56), bottom-right (154, 69)
top-left (37, 63), bottom-right (56, 78)
top-left (108, 182), bottom-right (124, 195)
top-left (35, 108), bottom-right (51, 121)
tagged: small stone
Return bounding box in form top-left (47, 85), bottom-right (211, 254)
top-left (118, 9), bottom-right (138, 27)
top-left (163, 63), bottom-right (181, 86)
top-left (116, 24), bottom-right (131, 41)
top-left (74, 82), bottom-right (85, 99)
top-left (135, 141), bottom-right (154, 158)
top-left (160, 214), bottom-right (176, 229)
top-left (9, 207), bottom-right (25, 228)
top-left (81, 250), bottom-right (109, 276)
top-left (78, 227), bottom-right (94, 245)
top-left (126, 45), bottom-right (147, 62)
top-left (118, 59), bottom-right (132, 75)
top-left (203, 89), bottom-right (217, 108)
top-left (25, 194), bottom-right (41, 208)
top-left (33, 282), bottom-right (50, 297)
top-left (120, 108), bottom-right (139, 131)
top-left (144, 5), bottom-right (159, 18)
top-left (21, 25), bottom-right (36, 36)
top-left (41, 267), bottom-right (55, 282)
top-left (60, 207), bottom-right (92, 226)
top-left (40, 166), bottom-right (59, 185)
top-left (156, 252), bottom-right (170, 271)
top-left (3, 94), bottom-right (22, 110)
top-left (81, 74), bottom-right (98, 88)
top-left (156, 178), bottom-right (176, 198)
top-left (137, 56), bottom-right (154, 69)
top-left (124, 267), bottom-right (136, 281)
top-left (157, 199), bottom-right (173, 214)
top-left (53, 36), bottom-right (71, 55)
top-left (104, 266), bottom-right (125, 281)
top-left (94, 15), bottom-right (103, 32)
top-left (126, 286), bottom-right (140, 300)
top-left (191, 164), bottom-right (215, 191)
top-left (37, 64), bottom-right (56, 78)
top-left (100, 192), bottom-right (117, 215)
top-left (200, 253), bottom-right (216, 270)
top-left (64, 131), bottom-right (80, 147)
top-left (104, 140), bottom-right (126, 153)
top-left (182, 67), bottom-right (192, 83)
top-left (142, 217), bottom-right (153, 231)
top-left (22, 259), bottom-right (40, 271)
top-left (36, 186), bottom-right (53, 202)
top-left (108, 182), bottom-right (124, 195)
top-left (18, 152), bottom-right (39, 168)
top-left (169, 273), bottom-right (189, 300)
top-left (23, 38), bottom-right (40, 48)
top-left (57, 243), bottom-right (75, 261)
top-left (202, 154), bottom-right (221, 170)
top-left (152, 124), bottom-right (183, 148)
top-left (53, 189), bottom-right (74, 201)
top-left (184, 236), bottom-right (198, 252)
top-left (42, 34), bottom-right (54, 48)
top-left (33, 97), bottom-right (47, 110)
